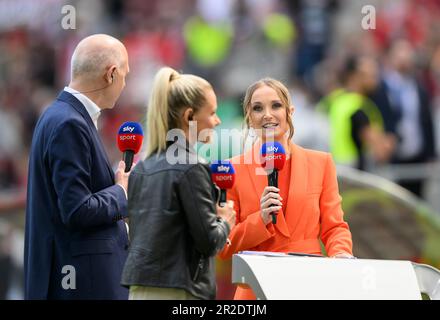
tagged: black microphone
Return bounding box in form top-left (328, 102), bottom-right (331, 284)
top-left (260, 141), bottom-right (286, 224)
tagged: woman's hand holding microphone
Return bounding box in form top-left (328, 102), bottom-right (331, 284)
top-left (260, 186), bottom-right (282, 225)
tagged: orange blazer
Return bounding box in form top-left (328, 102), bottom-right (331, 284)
top-left (218, 142), bottom-right (353, 299)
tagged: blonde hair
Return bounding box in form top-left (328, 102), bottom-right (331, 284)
top-left (146, 67), bottom-right (213, 157)
top-left (242, 78), bottom-right (294, 141)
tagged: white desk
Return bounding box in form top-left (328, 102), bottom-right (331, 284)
top-left (232, 253), bottom-right (440, 300)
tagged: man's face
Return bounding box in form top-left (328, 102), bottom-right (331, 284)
top-left (391, 41), bottom-right (414, 74)
top-left (358, 58), bottom-right (379, 93)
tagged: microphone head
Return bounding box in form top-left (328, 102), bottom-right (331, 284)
top-left (117, 122), bottom-right (144, 154)
top-left (260, 141), bottom-right (286, 171)
top-left (210, 160), bottom-right (236, 190)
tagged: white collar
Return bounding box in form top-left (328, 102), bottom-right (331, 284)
top-left (64, 86), bottom-right (101, 130)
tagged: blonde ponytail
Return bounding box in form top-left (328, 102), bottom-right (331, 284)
top-left (146, 67), bottom-right (177, 157)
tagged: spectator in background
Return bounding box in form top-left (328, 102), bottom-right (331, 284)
top-left (382, 39), bottom-right (436, 197)
top-left (288, 82), bottom-right (330, 152)
top-left (183, 0), bottom-right (234, 90)
top-left (285, 0), bottom-right (339, 92)
top-left (368, 73), bottom-right (399, 142)
top-left (429, 45), bottom-right (440, 156)
top-left (318, 56), bottom-right (395, 171)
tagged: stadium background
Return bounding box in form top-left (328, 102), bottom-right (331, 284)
top-left (1, 0), bottom-right (440, 299)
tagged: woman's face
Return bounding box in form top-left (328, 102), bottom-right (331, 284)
top-left (193, 88), bottom-right (221, 143)
top-left (249, 85), bottom-right (291, 141)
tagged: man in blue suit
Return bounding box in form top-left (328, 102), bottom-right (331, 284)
top-left (25, 34), bottom-right (131, 299)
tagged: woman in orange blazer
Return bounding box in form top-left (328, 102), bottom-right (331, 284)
top-left (218, 78), bottom-right (353, 300)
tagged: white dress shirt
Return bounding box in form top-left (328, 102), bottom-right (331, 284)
top-left (64, 86), bottom-right (101, 129)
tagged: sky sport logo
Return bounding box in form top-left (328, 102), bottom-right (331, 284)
top-left (122, 126), bottom-right (135, 133)
top-left (266, 146), bottom-right (279, 153)
top-left (119, 135), bottom-right (137, 141)
top-left (119, 125), bottom-right (137, 141)
top-left (215, 175), bottom-right (233, 181)
top-left (264, 154), bottom-right (283, 161)
top-left (263, 145), bottom-right (283, 162)
top-left (216, 165), bottom-right (230, 173)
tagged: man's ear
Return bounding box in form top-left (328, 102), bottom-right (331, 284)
top-left (106, 66), bottom-right (117, 84)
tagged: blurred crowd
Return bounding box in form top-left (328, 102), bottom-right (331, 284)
top-left (2, 0), bottom-right (440, 299)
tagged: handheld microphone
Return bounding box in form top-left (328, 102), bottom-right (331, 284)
top-left (260, 141), bottom-right (286, 224)
top-left (117, 122), bottom-right (144, 172)
top-left (210, 160), bottom-right (236, 207)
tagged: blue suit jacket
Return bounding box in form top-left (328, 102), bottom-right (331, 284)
top-left (25, 91), bottom-right (129, 299)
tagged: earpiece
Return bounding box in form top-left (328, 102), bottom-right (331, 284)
top-left (69, 69), bottom-right (116, 95)
top-left (188, 113), bottom-right (194, 121)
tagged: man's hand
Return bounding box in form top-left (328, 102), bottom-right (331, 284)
top-left (115, 160), bottom-right (131, 194)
